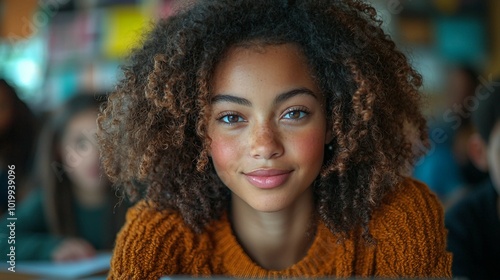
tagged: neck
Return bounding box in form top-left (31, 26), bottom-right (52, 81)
top-left (230, 187), bottom-right (316, 270)
top-left (73, 186), bottom-right (107, 208)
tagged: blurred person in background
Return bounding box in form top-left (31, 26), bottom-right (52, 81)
top-left (445, 81), bottom-right (500, 280)
top-left (447, 66), bottom-right (489, 188)
top-left (0, 94), bottom-right (127, 261)
top-left (414, 65), bottom-right (488, 207)
top-left (0, 79), bottom-right (37, 215)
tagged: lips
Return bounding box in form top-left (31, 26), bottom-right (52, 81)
top-left (244, 169), bottom-right (293, 189)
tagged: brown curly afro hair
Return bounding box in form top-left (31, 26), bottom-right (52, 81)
top-left (97, 0), bottom-right (428, 238)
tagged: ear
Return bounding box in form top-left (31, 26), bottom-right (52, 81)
top-left (468, 133), bottom-right (489, 172)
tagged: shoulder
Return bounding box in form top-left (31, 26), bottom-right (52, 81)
top-left (108, 200), bottom-right (213, 278)
top-left (15, 187), bottom-right (46, 224)
top-left (370, 177), bottom-right (444, 238)
top-left (444, 181), bottom-right (499, 278)
top-left (368, 177), bottom-right (452, 277)
top-left (445, 181), bottom-right (496, 235)
top-left (19, 187), bottom-right (44, 208)
top-left (373, 177), bottom-right (442, 221)
top-left (447, 181), bottom-right (496, 219)
top-left (120, 199), bottom-right (188, 233)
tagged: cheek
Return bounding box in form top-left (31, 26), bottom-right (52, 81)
top-left (61, 146), bottom-right (100, 182)
top-left (62, 162), bottom-right (87, 186)
top-left (288, 127), bottom-right (325, 167)
top-left (210, 134), bottom-right (242, 173)
top-left (70, 168), bottom-right (88, 182)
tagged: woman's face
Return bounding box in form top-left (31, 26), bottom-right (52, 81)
top-left (208, 43), bottom-right (331, 212)
top-left (60, 109), bottom-right (104, 192)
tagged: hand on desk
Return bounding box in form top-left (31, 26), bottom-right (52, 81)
top-left (52, 238), bottom-right (96, 262)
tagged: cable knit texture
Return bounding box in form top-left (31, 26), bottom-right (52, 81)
top-left (108, 178), bottom-right (452, 279)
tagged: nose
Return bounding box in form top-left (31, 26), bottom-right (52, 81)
top-left (249, 122), bottom-right (284, 160)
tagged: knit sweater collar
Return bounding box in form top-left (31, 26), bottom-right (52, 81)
top-left (209, 212), bottom-right (357, 277)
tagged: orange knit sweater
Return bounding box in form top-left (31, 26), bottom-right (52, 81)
top-left (108, 178), bottom-right (452, 279)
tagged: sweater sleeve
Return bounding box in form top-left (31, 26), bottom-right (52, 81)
top-left (370, 178), bottom-right (452, 278)
top-left (107, 200), bottom-right (213, 279)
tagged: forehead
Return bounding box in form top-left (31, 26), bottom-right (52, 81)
top-left (211, 43), bottom-right (318, 94)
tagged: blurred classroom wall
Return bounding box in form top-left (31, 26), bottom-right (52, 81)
top-left (0, 0), bottom-right (186, 113)
top-left (0, 0), bottom-right (499, 115)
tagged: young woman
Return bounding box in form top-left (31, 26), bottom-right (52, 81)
top-left (98, 0), bottom-right (452, 278)
top-left (1, 94), bottom-right (127, 261)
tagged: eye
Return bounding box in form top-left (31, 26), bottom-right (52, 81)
top-left (218, 114), bottom-right (245, 124)
top-left (75, 138), bottom-right (92, 152)
top-left (282, 109), bottom-right (309, 120)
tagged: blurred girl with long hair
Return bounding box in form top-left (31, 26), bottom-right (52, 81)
top-left (1, 94), bottom-right (127, 261)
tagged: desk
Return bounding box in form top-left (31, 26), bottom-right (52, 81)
top-left (0, 271), bottom-right (37, 280)
top-left (0, 252), bottom-right (110, 279)
top-left (0, 271), bottom-right (107, 280)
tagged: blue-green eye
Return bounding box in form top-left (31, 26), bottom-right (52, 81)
top-left (283, 110), bottom-right (308, 120)
top-left (219, 114), bottom-right (245, 124)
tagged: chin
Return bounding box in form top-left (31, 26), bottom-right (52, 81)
top-left (246, 196), bottom-right (291, 213)
top-left (84, 180), bottom-right (106, 190)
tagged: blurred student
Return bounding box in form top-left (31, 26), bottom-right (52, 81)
top-left (0, 94), bottom-right (127, 261)
top-left (0, 79), bottom-right (37, 214)
top-left (414, 65), bottom-right (488, 206)
top-left (447, 66), bottom-right (489, 188)
top-left (445, 82), bottom-right (500, 280)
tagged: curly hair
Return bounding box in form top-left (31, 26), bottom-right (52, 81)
top-left (98, 0), bottom-right (428, 238)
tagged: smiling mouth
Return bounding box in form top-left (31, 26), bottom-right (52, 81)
top-left (243, 169), bottom-right (293, 189)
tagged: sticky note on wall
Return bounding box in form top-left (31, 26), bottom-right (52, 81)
top-left (102, 6), bottom-right (150, 59)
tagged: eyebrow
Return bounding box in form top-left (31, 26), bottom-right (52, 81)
top-left (211, 87), bottom-right (318, 106)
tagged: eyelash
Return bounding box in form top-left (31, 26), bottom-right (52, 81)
top-left (216, 111), bottom-right (246, 125)
top-left (281, 106), bottom-right (311, 121)
top-left (216, 107), bottom-right (311, 125)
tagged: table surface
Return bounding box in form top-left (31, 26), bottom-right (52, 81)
top-left (0, 270), bottom-right (108, 280)
top-left (0, 271), bottom-right (37, 280)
